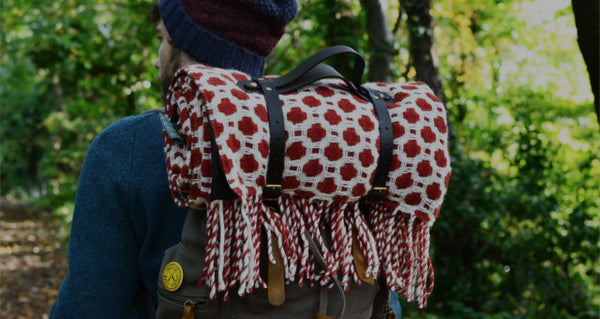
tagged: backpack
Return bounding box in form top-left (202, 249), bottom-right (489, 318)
top-left (156, 46), bottom-right (451, 318)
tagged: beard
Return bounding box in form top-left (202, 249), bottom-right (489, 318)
top-left (159, 49), bottom-right (185, 102)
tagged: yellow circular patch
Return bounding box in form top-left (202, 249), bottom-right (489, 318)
top-left (162, 261), bottom-right (184, 292)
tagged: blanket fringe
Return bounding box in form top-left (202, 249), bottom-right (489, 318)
top-left (198, 197), bottom-right (432, 308)
top-left (369, 204), bottom-right (434, 308)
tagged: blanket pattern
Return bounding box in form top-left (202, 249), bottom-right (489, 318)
top-left (163, 64), bottom-right (451, 308)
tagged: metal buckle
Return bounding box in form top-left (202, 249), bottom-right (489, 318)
top-left (263, 184), bottom-right (282, 202)
top-left (364, 186), bottom-right (387, 204)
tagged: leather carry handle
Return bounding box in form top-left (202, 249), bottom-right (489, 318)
top-left (239, 46), bottom-right (368, 97)
top-left (272, 45), bottom-right (365, 91)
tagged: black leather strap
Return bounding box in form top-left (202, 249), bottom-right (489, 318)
top-left (364, 89), bottom-right (393, 204)
top-left (255, 77), bottom-right (286, 201)
top-left (208, 119), bottom-right (238, 200)
top-left (239, 46), bottom-right (393, 204)
top-left (240, 63), bottom-right (374, 101)
top-left (239, 46), bottom-right (365, 94)
top-left (305, 230), bottom-right (345, 319)
top-left (273, 45), bottom-right (365, 90)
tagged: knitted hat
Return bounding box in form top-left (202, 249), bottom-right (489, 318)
top-left (159, 0), bottom-right (298, 76)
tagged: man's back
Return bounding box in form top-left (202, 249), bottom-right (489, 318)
top-left (49, 112), bottom-right (187, 318)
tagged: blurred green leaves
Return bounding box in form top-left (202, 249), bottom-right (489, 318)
top-left (2, 0), bottom-right (161, 203)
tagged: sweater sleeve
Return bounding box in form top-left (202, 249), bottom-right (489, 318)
top-left (50, 113), bottom-right (168, 318)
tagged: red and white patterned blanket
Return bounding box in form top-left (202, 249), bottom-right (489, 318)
top-left (163, 64), bottom-right (451, 307)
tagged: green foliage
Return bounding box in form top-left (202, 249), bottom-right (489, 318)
top-left (1, 0), bottom-right (598, 317)
top-left (267, 0), bottom-right (367, 78)
top-left (0, 56), bottom-right (55, 196)
top-left (1, 0), bottom-right (161, 208)
top-left (400, 1), bottom-right (599, 317)
top-left (413, 89), bottom-right (599, 318)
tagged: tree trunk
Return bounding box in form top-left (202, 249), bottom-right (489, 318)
top-left (401, 0), bottom-right (446, 104)
top-left (360, 0), bottom-right (395, 82)
top-left (571, 0), bottom-right (599, 124)
top-left (402, 0), bottom-right (455, 142)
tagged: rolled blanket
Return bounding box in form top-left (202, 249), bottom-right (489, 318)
top-left (162, 64), bottom-right (451, 307)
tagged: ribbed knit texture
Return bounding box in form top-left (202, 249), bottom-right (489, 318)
top-left (159, 0), bottom-right (297, 77)
top-left (49, 113), bottom-right (188, 318)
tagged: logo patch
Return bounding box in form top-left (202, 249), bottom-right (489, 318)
top-left (162, 261), bottom-right (184, 292)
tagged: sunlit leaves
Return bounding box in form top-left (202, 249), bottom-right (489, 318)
top-left (1, 0), bottom-right (160, 202)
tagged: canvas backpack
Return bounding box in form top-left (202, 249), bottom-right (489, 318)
top-left (156, 46), bottom-right (451, 318)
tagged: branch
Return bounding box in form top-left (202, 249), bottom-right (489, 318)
top-left (393, 0), bottom-right (404, 36)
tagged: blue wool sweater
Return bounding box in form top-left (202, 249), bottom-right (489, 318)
top-left (50, 112), bottom-right (187, 318)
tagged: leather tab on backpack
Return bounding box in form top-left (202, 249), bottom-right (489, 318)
top-left (181, 301), bottom-right (194, 319)
top-left (352, 227), bottom-right (375, 286)
top-left (267, 232), bottom-right (285, 306)
top-left (315, 314), bottom-right (334, 319)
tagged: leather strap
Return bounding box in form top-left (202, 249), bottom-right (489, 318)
top-left (267, 232), bottom-right (286, 306)
top-left (364, 89), bottom-right (393, 204)
top-left (305, 230), bottom-right (345, 319)
top-left (255, 77), bottom-right (285, 201)
top-left (240, 47), bottom-right (393, 204)
top-left (208, 119), bottom-right (238, 200)
top-left (352, 226), bottom-right (375, 285)
top-left (239, 63), bottom-right (375, 101)
top-left (272, 45), bottom-right (365, 91)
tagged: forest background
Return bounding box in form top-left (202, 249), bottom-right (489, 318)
top-left (1, 0), bottom-right (599, 318)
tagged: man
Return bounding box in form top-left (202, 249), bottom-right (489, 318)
top-left (50, 0), bottom-right (297, 317)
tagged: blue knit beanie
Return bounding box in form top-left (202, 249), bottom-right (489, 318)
top-left (159, 0), bottom-right (298, 76)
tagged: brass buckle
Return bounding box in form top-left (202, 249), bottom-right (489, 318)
top-left (263, 184), bottom-right (282, 202)
top-left (364, 186), bottom-right (387, 204)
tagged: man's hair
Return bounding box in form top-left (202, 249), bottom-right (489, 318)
top-left (151, 2), bottom-right (185, 60)
top-left (151, 3), bottom-right (160, 23)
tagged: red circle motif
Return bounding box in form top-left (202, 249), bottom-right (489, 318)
top-left (340, 163), bottom-right (358, 181)
top-left (302, 96), bottom-right (322, 107)
top-left (403, 140), bottom-right (421, 158)
top-left (317, 178), bottom-right (337, 194)
top-left (315, 86), bottom-right (335, 97)
top-left (303, 159), bottom-right (323, 177)
top-left (358, 115), bottom-right (375, 132)
top-left (286, 142), bottom-right (306, 160)
top-left (226, 134), bottom-right (241, 152)
top-left (338, 99), bottom-right (356, 113)
top-left (416, 98), bottom-right (432, 111)
top-left (421, 127), bottom-right (437, 143)
top-left (434, 116), bottom-right (447, 133)
top-left (402, 108), bottom-right (420, 124)
top-left (405, 193), bottom-right (422, 205)
top-left (238, 116), bottom-right (258, 136)
top-left (426, 183), bottom-right (442, 200)
top-left (417, 160), bottom-right (433, 177)
top-left (324, 143), bottom-right (343, 161)
top-left (218, 98), bottom-right (237, 116)
top-left (207, 77), bottom-right (227, 86)
top-left (395, 173), bottom-right (413, 189)
top-left (307, 123), bottom-right (326, 142)
top-left (343, 128), bottom-right (361, 146)
top-left (324, 110), bottom-right (342, 125)
top-left (358, 149), bottom-right (375, 167)
top-left (240, 154), bottom-right (259, 173)
top-left (287, 107), bottom-right (308, 124)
